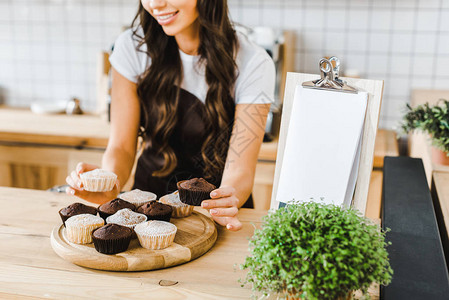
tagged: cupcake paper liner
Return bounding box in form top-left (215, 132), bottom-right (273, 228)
top-left (177, 180), bottom-right (215, 206)
top-left (134, 221), bottom-right (177, 250)
top-left (159, 193), bottom-right (194, 218)
top-left (177, 185), bottom-right (212, 206)
top-left (66, 222), bottom-right (103, 244)
top-left (136, 231), bottom-right (176, 250)
top-left (171, 205), bottom-right (194, 218)
top-left (81, 177), bottom-right (117, 192)
top-left (92, 229), bottom-right (132, 254)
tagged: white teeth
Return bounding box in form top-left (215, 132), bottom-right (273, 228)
top-left (158, 12), bottom-right (176, 20)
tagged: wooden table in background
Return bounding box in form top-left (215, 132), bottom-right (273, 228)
top-left (0, 106), bottom-right (110, 148)
top-left (0, 106), bottom-right (398, 215)
top-left (0, 107), bottom-right (109, 190)
top-left (0, 106), bottom-right (278, 202)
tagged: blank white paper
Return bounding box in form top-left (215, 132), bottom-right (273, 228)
top-left (276, 85), bottom-right (368, 206)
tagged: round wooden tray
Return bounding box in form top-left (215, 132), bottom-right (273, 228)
top-left (50, 211), bottom-right (217, 271)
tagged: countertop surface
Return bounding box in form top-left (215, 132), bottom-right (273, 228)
top-left (0, 187), bottom-right (265, 299)
top-left (0, 106), bottom-right (110, 148)
top-left (0, 187), bottom-right (381, 299)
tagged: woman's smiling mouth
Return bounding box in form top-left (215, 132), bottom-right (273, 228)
top-left (155, 11), bottom-right (179, 25)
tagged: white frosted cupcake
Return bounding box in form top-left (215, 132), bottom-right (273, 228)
top-left (134, 221), bottom-right (177, 250)
top-left (119, 189), bottom-right (157, 207)
top-left (159, 190), bottom-right (194, 218)
top-left (65, 214), bottom-right (104, 244)
top-left (80, 169), bottom-right (117, 192)
top-left (106, 208), bottom-right (147, 236)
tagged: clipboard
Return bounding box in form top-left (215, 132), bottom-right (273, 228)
top-left (270, 57), bottom-right (384, 215)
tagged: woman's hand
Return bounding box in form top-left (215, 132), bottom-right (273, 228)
top-left (65, 162), bottom-right (120, 205)
top-left (201, 186), bottom-right (243, 231)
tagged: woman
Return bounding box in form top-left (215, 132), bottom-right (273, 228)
top-left (66, 0), bottom-right (275, 231)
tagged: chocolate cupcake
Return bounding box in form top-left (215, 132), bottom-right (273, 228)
top-left (59, 202), bottom-right (97, 227)
top-left (98, 198), bottom-right (136, 220)
top-left (137, 201), bottom-right (173, 222)
top-left (177, 178), bottom-right (216, 206)
top-left (92, 223), bottom-right (133, 254)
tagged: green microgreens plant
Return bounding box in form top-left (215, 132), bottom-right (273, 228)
top-left (240, 201), bottom-right (392, 300)
top-left (400, 99), bottom-right (449, 155)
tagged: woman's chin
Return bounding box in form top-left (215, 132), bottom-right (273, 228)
top-left (160, 26), bottom-right (179, 37)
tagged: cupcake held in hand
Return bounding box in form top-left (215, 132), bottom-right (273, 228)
top-left (59, 202), bottom-right (97, 226)
top-left (80, 169), bottom-right (117, 192)
top-left (92, 223), bottom-right (133, 255)
top-left (65, 214), bottom-right (104, 244)
top-left (177, 178), bottom-right (216, 206)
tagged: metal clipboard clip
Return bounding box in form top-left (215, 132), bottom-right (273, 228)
top-left (302, 57), bottom-right (358, 94)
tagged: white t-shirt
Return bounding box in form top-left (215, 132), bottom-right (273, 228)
top-left (109, 28), bottom-right (275, 105)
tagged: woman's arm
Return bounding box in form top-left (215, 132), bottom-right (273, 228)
top-left (222, 103), bottom-right (270, 206)
top-left (102, 68), bottom-right (141, 188)
top-left (66, 68), bottom-right (141, 204)
top-left (201, 103), bottom-right (270, 230)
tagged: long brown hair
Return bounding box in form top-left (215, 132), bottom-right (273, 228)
top-left (131, 0), bottom-right (237, 179)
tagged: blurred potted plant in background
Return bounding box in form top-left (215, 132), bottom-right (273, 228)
top-left (401, 99), bottom-right (449, 165)
top-left (240, 201), bottom-right (392, 300)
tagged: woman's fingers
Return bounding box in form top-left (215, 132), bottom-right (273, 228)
top-left (212, 215), bottom-right (243, 231)
top-left (66, 186), bottom-right (87, 198)
top-left (67, 170), bottom-right (83, 189)
top-left (205, 186), bottom-right (242, 231)
top-left (226, 217), bottom-right (243, 231)
top-left (210, 186), bottom-right (235, 198)
top-left (65, 180), bottom-right (120, 205)
top-left (66, 171), bottom-right (82, 191)
top-left (201, 196), bottom-right (238, 209)
top-left (65, 162), bottom-right (120, 206)
top-left (67, 162), bottom-right (100, 190)
top-left (76, 162), bottom-right (99, 174)
top-left (209, 206), bottom-right (238, 218)
top-left (71, 170), bottom-right (83, 189)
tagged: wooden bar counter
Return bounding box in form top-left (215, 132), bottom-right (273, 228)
top-left (0, 187), bottom-right (263, 299)
top-left (0, 187), bottom-right (383, 299)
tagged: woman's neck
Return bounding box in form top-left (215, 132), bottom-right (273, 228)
top-left (175, 20), bottom-right (200, 56)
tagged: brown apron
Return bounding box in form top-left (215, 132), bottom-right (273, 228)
top-left (132, 88), bottom-right (254, 208)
